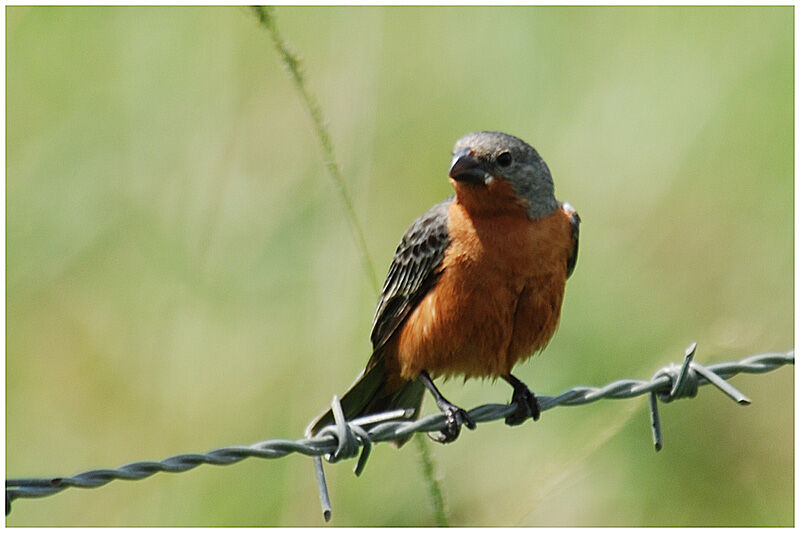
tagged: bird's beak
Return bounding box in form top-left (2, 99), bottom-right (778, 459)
top-left (449, 149), bottom-right (488, 184)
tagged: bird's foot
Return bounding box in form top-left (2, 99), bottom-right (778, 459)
top-left (504, 375), bottom-right (540, 426)
top-left (428, 404), bottom-right (476, 443)
top-left (418, 370), bottom-right (475, 443)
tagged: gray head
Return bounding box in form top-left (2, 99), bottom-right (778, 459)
top-left (448, 131), bottom-right (558, 219)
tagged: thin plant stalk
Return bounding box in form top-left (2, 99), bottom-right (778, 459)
top-left (249, 5), bottom-right (448, 525)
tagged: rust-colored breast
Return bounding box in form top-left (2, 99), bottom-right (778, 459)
top-left (392, 197), bottom-right (574, 380)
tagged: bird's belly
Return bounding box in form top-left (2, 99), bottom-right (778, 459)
top-left (394, 267), bottom-right (566, 380)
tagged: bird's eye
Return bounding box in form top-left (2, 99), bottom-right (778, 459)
top-left (497, 151), bottom-right (512, 167)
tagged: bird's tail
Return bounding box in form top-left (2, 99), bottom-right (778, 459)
top-left (305, 359), bottom-right (425, 447)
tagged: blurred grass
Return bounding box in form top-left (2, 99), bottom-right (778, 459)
top-left (6, 6), bottom-right (793, 526)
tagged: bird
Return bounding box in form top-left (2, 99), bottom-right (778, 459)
top-left (306, 131), bottom-right (580, 444)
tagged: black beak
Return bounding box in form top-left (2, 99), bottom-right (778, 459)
top-left (449, 149), bottom-right (488, 184)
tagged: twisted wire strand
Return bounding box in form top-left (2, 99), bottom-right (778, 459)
top-left (6, 348), bottom-right (793, 515)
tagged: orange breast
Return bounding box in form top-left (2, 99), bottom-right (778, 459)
top-left (392, 198), bottom-right (573, 380)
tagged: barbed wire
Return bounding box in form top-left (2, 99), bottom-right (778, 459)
top-left (6, 344), bottom-right (793, 520)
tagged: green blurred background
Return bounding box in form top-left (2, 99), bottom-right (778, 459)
top-left (6, 6), bottom-right (793, 526)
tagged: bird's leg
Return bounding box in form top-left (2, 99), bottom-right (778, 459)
top-left (418, 370), bottom-right (476, 443)
top-left (502, 374), bottom-right (541, 425)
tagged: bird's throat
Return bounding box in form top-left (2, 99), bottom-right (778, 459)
top-left (451, 177), bottom-right (530, 218)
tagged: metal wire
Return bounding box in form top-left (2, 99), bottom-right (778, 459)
top-left (6, 345), bottom-right (794, 517)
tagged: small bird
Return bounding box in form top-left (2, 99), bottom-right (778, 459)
top-left (307, 131), bottom-right (580, 444)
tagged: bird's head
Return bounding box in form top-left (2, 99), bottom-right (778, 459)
top-left (448, 131), bottom-right (558, 219)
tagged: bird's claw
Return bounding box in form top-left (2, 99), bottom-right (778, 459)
top-left (506, 384), bottom-right (540, 426)
top-left (428, 405), bottom-right (476, 443)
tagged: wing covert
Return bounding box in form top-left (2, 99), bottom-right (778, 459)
top-left (562, 202), bottom-right (580, 279)
top-left (369, 197), bottom-right (453, 355)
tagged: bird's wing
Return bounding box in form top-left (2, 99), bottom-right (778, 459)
top-left (563, 202), bottom-right (580, 279)
top-left (367, 197), bottom-right (453, 363)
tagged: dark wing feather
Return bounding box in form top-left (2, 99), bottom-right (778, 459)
top-left (563, 202), bottom-right (580, 279)
top-left (368, 197), bottom-right (453, 362)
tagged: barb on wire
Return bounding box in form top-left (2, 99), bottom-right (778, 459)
top-left (6, 345), bottom-right (794, 519)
